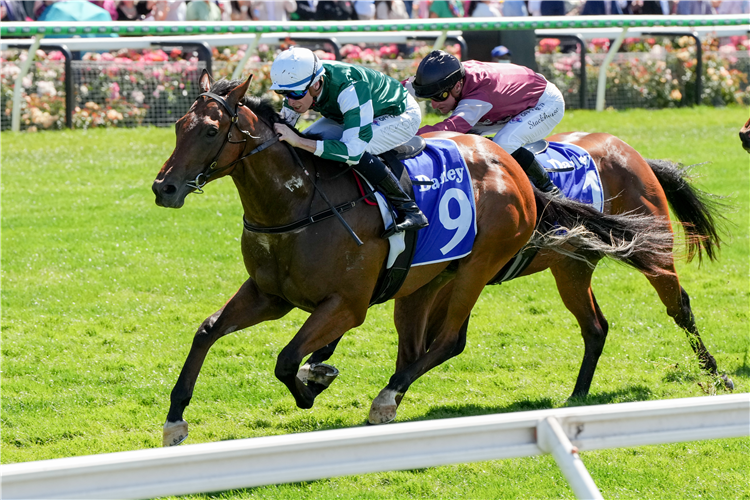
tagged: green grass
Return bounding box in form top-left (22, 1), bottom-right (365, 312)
top-left (2, 106), bottom-right (749, 499)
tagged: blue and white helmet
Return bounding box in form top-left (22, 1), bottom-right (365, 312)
top-left (269, 47), bottom-right (325, 92)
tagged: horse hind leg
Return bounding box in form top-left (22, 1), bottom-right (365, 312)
top-left (163, 278), bottom-right (293, 446)
top-left (550, 259), bottom-right (609, 399)
top-left (647, 272), bottom-right (734, 390)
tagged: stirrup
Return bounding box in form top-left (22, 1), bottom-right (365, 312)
top-left (541, 182), bottom-right (563, 198)
top-left (381, 214), bottom-right (429, 239)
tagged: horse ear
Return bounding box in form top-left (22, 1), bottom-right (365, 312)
top-left (227, 75), bottom-right (254, 108)
top-left (199, 69), bottom-right (213, 93)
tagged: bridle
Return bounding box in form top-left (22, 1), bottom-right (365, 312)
top-left (189, 90), bottom-right (365, 246)
top-left (186, 91), bottom-right (279, 193)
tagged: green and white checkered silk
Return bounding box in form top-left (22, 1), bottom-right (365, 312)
top-left (281, 61), bottom-right (408, 165)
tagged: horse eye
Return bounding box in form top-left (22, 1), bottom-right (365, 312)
top-left (207, 127), bottom-right (218, 137)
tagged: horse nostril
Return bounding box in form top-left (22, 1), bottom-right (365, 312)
top-left (153, 182), bottom-right (177, 197)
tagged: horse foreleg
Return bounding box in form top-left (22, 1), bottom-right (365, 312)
top-left (646, 272), bottom-right (734, 390)
top-left (163, 278), bottom-right (293, 446)
top-left (550, 259), bottom-right (608, 398)
top-left (275, 295), bottom-right (367, 409)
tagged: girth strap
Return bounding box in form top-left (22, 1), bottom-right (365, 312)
top-left (243, 201), bottom-right (356, 234)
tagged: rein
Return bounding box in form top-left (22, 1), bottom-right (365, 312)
top-left (196, 91), bottom-right (364, 246)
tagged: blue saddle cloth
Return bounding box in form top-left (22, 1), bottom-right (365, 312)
top-left (538, 142), bottom-right (603, 212)
top-left (403, 138), bottom-right (477, 267)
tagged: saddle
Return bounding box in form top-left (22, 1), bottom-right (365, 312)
top-left (389, 136), bottom-right (427, 160)
top-left (525, 139), bottom-right (549, 155)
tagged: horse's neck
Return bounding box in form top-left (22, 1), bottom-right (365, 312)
top-left (233, 142), bottom-right (315, 228)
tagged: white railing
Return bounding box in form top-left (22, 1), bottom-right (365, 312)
top-left (2, 394), bottom-right (748, 500)
top-left (2, 16), bottom-right (748, 39)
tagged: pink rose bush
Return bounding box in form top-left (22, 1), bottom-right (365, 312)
top-left (2, 37), bottom-right (746, 130)
top-left (536, 35), bottom-right (750, 109)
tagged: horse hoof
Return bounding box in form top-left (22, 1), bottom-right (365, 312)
top-left (163, 420), bottom-right (189, 447)
top-left (368, 388), bottom-right (400, 425)
top-left (368, 405), bottom-right (397, 425)
top-left (721, 374), bottom-right (735, 391)
top-left (307, 363), bottom-right (339, 388)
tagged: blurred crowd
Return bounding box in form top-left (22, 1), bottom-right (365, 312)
top-left (2, 0), bottom-right (748, 22)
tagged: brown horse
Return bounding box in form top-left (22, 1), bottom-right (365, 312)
top-left (151, 73), bottom-right (719, 446)
top-left (740, 117), bottom-right (750, 153)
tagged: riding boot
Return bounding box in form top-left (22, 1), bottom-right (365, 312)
top-left (377, 169), bottom-right (430, 237)
top-left (511, 147), bottom-right (563, 197)
top-left (356, 152), bottom-right (429, 238)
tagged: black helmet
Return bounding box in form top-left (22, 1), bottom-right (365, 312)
top-left (413, 50), bottom-right (465, 100)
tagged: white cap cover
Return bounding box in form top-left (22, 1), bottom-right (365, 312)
top-left (270, 47), bottom-right (325, 92)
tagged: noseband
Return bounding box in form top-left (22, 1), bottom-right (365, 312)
top-left (187, 91), bottom-right (279, 193)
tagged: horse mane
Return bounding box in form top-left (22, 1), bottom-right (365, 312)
top-left (208, 79), bottom-right (320, 140)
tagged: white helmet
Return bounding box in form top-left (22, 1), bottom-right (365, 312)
top-left (269, 47), bottom-right (325, 92)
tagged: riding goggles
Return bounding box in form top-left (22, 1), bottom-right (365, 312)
top-left (428, 89), bottom-right (452, 102)
top-left (416, 88), bottom-right (451, 103)
top-left (275, 88), bottom-right (310, 100)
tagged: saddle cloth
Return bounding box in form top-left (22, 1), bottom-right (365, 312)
top-left (487, 140), bottom-right (604, 285)
top-left (537, 141), bottom-right (604, 212)
top-left (375, 138), bottom-right (477, 268)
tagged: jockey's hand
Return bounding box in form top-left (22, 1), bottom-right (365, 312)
top-left (274, 123), bottom-right (300, 148)
top-left (273, 122), bottom-right (318, 155)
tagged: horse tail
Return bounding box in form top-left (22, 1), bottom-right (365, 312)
top-left (530, 192), bottom-right (675, 276)
top-left (645, 159), bottom-right (725, 263)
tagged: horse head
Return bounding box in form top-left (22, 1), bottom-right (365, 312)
top-left (152, 70), bottom-right (262, 208)
top-left (740, 117), bottom-right (750, 154)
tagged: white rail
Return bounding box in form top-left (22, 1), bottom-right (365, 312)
top-left (2, 394), bottom-right (748, 500)
top-left (536, 24), bottom-right (749, 39)
top-left (0, 31), bottom-right (464, 52)
top-left (2, 16), bottom-right (748, 38)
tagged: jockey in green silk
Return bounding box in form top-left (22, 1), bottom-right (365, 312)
top-left (270, 47), bottom-right (428, 237)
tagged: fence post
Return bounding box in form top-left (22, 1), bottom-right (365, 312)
top-left (433, 30), bottom-right (449, 51)
top-left (537, 417), bottom-right (603, 500)
top-left (232, 32), bottom-right (261, 80)
top-left (11, 34), bottom-right (42, 132)
top-left (595, 27), bottom-right (629, 111)
top-left (8, 43), bottom-right (73, 128)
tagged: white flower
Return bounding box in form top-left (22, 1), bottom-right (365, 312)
top-left (37, 80), bottom-right (57, 97)
top-left (649, 45), bottom-right (665, 56)
top-left (131, 90), bottom-right (145, 104)
top-left (1, 64), bottom-right (20, 80)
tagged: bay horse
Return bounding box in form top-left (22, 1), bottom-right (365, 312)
top-left (152, 73), bottom-right (722, 447)
top-left (740, 117), bottom-right (750, 153)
